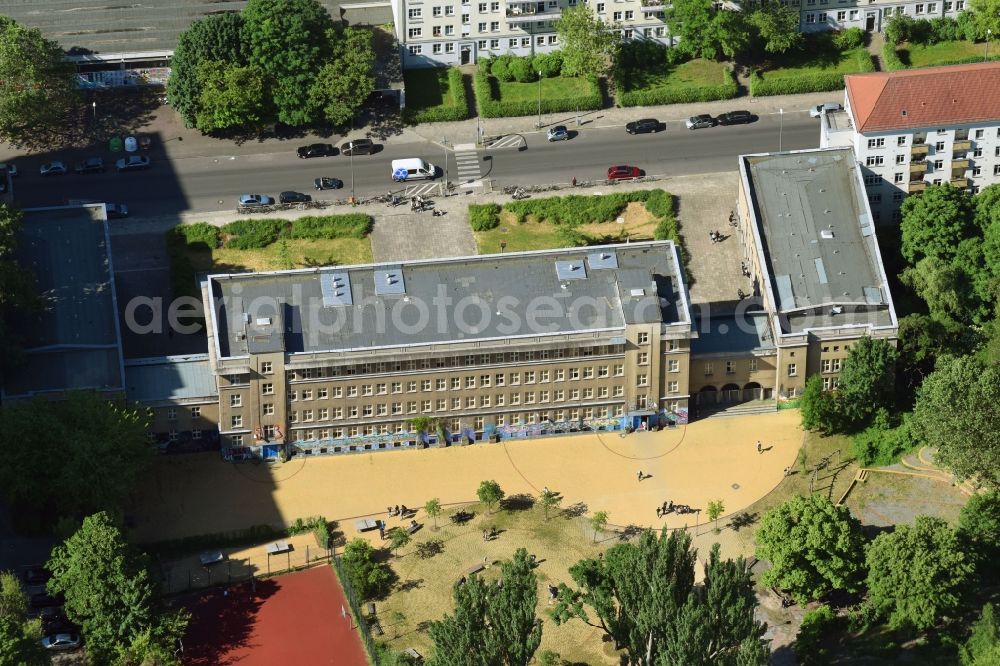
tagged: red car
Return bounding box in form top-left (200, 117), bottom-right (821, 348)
top-left (607, 165), bottom-right (642, 180)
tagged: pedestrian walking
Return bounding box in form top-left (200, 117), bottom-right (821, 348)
top-left (656, 507), bottom-right (662, 518)
top-left (756, 440), bottom-right (763, 454)
top-left (572, 176), bottom-right (577, 187)
top-left (637, 470), bottom-right (643, 482)
top-left (783, 466), bottom-right (791, 476)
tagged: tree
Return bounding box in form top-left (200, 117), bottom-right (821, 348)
top-left (799, 374), bottom-right (841, 434)
top-left (958, 491), bottom-right (1000, 570)
top-left (589, 510), bottom-right (609, 543)
top-left (665, 0), bottom-right (750, 60)
top-left (167, 12), bottom-right (247, 128)
top-left (429, 548), bottom-right (542, 666)
top-left (707, 499), bottom-right (725, 533)
top-left (477, 480), bottom-right (505, 514)
top-left (0, 614), bottom-right (47, 666)
top-left (193, 60), bottom-right (268, 132)
top-left (794, 605), bottom-right (840, 666)
top-left (0, 17), bottom-right (81, 150)
top-left (901, 255), bottom-right (990, 327)
top-left (835, 337), bottom-right (898, 428)
top-left (0, 572), bottom-right (27, 619)
top-left (538, 489), bottom-right (562, 521)
top-left (387, 527), bottom-right (411, 558)
top-left (900, 184), bottom-right (976, 265)
top-left (242, 0), bottom-right (336, 126)
top-left (555, 5), bottom-right (620, 78)
top-left (969, 0), bottom-right (1000, 41)
top-left (552, 530), bottom-right (767, 664)
top-left (755, 495), bottom-right (865, 604)
top-left (309, 28), bottom-right (375, 127)
top-left (342, 538), bottom-right (391, 600)
top-left (47, 512), bottom-right (184, 663)
top-left (425, 498), bottom-right (443, 530)
top-left (865, 515), bottom-right (974, 632)
top-left (748, 1), bottom-right (803, 54)
top-left (0, 392), bottom-right (153, 524)
top-left (911, 355), bottom-right (1000, 489)
top-left (961, 604), bottom-right (1000, 666)
top-left (0, 186), bottom-right (40, 384)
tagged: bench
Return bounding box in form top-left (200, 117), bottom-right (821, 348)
top-left (265, 541), bottom-right (291, 555)
top-left (371, 620), bottom-right (384, 636)
top-left (466, 563), bottom-right (485, 576)
top-left (404, 648), bottom-right (423, 661)
top-left (367, 602), bottom-right (376, 617)
top-left (354, 519), bottom-right (379, 532)
top-left (406, 520), bottom-right (421, 535)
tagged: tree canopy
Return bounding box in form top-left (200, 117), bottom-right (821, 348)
top-left (0, 571), bottom-right (47, 666)
top-left (910, 355), bottom-right (1000, 489)
top-left (961, 603), bottom-right (1000, 666)
top-left (835, 337), bottom-right (899, 428)
top-left (747, 1), bottom-right (803, 54)
top-left (0, 17), bottom-right (81, 150)
top-left (342, 538), bottom-right (391, 600)
top-left (0, 392), bottom-right (153, 524)
top-left (555, 5), bottom-right (620, 77)
top-left (958, 491), bottom-right (1000, 569)
top-left (969, 0), bottom-right (1000, 40)
top-left (47, 512), bottom-right (187, 663)
top-left (309, 28), bottom-right (376, 126)
top-left (864, 516), bottom-right (974, 632)
top-left (756, 495), bottom-right (866, 604)
top-left (428, 548), bottom-right (542, 666)
top-left (552, 529), bottom-right (767, 665)
top-left (477, 480), bottom-right (505, 513)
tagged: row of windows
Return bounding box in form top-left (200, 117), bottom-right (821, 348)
top-left (164, 406), bottom-right (201, 419)
top-left (158, 429), bottom-right (205, 442)
top-left (702, 359), bottom-right (760, 376)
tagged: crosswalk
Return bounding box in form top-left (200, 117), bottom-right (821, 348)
top-left (403, 182), bottom-right (441, 197)
top-left (484, 134), bottom-right (524, 149)
top-left (452, 143), bottom-right (482, 187)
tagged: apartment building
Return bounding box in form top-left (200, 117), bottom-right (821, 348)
top-left (821, 62), bottom-right (1000, 222)
top-left (202, 242), bottom-right (694, 458)
top-left (735, 148), bottom-right (899, 398)
top-left (793, 0), bottom-right (967, 33)
top-left (392, 0), bottom-right (671, 67)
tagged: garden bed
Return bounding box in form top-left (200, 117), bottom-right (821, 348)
top-left (886, 39), bottom-right (997, 70)
top-left (401, 68), bottom-right (469, 123)
top-left (618, 58), bottom-right (738, 107)
top-left (750, 37), bottom-right (875, 96)
top-left (474, 59), bottom-right (602, 118)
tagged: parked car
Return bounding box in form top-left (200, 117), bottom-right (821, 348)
top-left (810, 102), bottom-right (843, 118)
top-left (340, 139), bottom-right (375, 156)
top-left (115, 155), bottom-right (150, 172)
top-left (40, 634), bottom-right (81, 651)
top-left (23, 567), bottom-right (51, 586)
top-left (546, 125), bottom-right (570, 142)
top-left (313, 177), bottom-right (343, 191)
top-left (716, 110), bottom-right (754, 125)
top-left (280, 191), bottom-right (312, 203)
top-left (297, 143), bottom-right (336, 159)
top-left (685, 114), bottom-right (717, 130)
top-left (607, 165), bottom-right (642, 180)
top-left (74, 157), bottom-right (105, 174)
top-left (39, 161), bottom-right (67, 176)
top-left (625, 118), bottom-right (665, 135)
top-left (199, 551), bottom-right (225, 567)
top-left (238, 194), bottom-right (274, 207)
top-left (105, 203), bottom-right (129, 219)
top-left (0, 163), bottom-right (19, 178)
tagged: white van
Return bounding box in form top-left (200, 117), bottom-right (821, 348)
top-left (391, 158), bottom-right (438, 182)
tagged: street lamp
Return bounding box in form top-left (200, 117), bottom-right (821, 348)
top-left (536, 71), bottom-right (542, 129)
top-left (92, 101), bottom-right (96, 121)
top-left (778, 108), bottom-right (784, 152)
top-left (441, 137), bottom-right (449, 189)
top-left (349, 149), bottom-right (355, 200)
top-left (987, 29), bottom-right (993, 62)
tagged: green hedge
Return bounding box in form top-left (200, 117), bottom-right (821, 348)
top-left (750, 54), bottom-right (875, 96)
top-left (222, 215), bottom-right (373, 249)
top-left (221, 218), bottom-right (286, 249)
top-left (502, 190), bottom-right (652, 226)
top-left (402, 68), bottom-right (469, 123)
top-left (469, 203), bottom-right (501, 231)
top-left (882, 42), bottom-right (906, 71)
top-left (619, 68), bottom-right (738, 107)
top-left (474, 68), bottom-right (602, 118)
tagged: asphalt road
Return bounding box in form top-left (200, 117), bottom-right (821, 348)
top-left (9, 111), bottom-right (819, 216)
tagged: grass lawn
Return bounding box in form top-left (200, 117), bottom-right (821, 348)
top-left (184, 236), bottom-right (372, 274)
top-left (496, 75), bottom-right (594, 102)
top-left (403, 68), bottom-right (463, 114)
top-left (379, 500), bottom-right (616, 664)
top-left (624, 58), bottom-right (728, 90)
top-left (763, 46), bottom-right (873, 80)
top-left (896, 39), bottom-right (992, 68)
top-left (473, 202), bottom-right (658, 254)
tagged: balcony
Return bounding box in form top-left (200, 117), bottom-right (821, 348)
top-left (908, 181), bottom-right (928, 193)
top-left (952, 139), bottom-right (972, 152)
top-left (506, 5), bottom-right (561, 22)
top-left (951, 158), bottom-right (970, 171)
top-left (641, 0), bottom-right (666, 10)
top-left (910, 143), bottom-right (929, 158)
top-left (909, 160), bottom-right (928, 175)
top-left (950, 177), bottom-right (971, 188)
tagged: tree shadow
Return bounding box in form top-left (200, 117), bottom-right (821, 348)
top-left (729, 511), bottom-right (758, 532)
top-left (561, 502), bottom-right (588, 519)
top-left (397, 578), bottom-right (424, 592)
top-left (500, 493), bottom-right (535, 512)
top-left (450, 510), bottom-right (475, 525)
top-left (414, 539), bottom-right (444, 559)
top-left (617, 524), bottom-right (643, 541)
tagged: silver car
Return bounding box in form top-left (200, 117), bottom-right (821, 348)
top-left (41, 633), bottom-right (81, 651)
top-left (115, 155), bottom-right (150, 172)
top-left (238, 194), bottom-right (274, 207)
top-left (39, 161), bottom-right (67, 176)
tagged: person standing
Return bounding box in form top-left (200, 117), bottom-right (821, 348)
top-left (756, 440), bottom-right (763, 454)
top-left (637, 470), bottom-right (643, 482)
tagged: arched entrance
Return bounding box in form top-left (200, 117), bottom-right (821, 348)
top-left (744, 381), bottom-right (767, 401)
top-left (696, 385), bottom-right (718, 406)
top-left (721, 383), bottom-right (741, 403)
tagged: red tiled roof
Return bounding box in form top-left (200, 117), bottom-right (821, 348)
top-left (845, 62), bottom-right (1000, 133)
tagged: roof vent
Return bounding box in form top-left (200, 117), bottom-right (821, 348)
top-left (902, 110), bottom-right (908, 116)
top-left (820, 230), bottom-right (834, 239)
top-left (255, 317), bottom-right (272, 326)
top-left (831, 306), bottom-right (843, 315)
top-left (630, 288), bottom-right (645, 297)
top-left (824, 209), bottom-right (832, 214)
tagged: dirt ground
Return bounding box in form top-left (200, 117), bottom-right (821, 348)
top-left (577, 201), bottom-right (658, 240)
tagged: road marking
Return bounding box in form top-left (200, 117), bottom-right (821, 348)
top-left (453, 146), bottom-right (482, 185)
top-left (404, 183), bottom-right (439, 196)
top-left (485, 135), bottom-right (524, 149)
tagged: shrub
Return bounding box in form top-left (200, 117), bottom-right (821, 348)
top-left (619, 68), bottom-right (738, 107)
top-left (475, 66), bottom-right (602, 118)
top-left (833, 27), bottom-right (865, 50)
top-left (402, 68), bottom-right (469, 123)
top-left (928, 17), bottom-right (959, 43)
top-left (750, 53), bottom-right (874, 96)
top-left (884, 13), bottom-right (915, 45)
top-left (490, 54), bottom-right (515, 82)
top-left (289, 214), bottom-right (372, 240)
top-left (176, 222), bottom-right (219, 249)
top-left (341, 538), bottom-right (391, 600)
top-left (469, 203), bottom-right (501, 231)
top-left (533, 51), bottom-right (563, 78)
top-left (956, 11), bottom-right (981, 41)
top-left (795, 605), bottom-right (842, 666)
top-left (221, 218), bottom-right (287, 249)
top-left (509, 56), bottom-right (537, 82)
top-left (882, 42), bottom-right (906, 71)
top-left (851, 410), bottom-right (919, 466)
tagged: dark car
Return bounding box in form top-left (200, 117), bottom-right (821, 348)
top-left (23, 567), bottom-right (50, 586)
top-left (105, 203), bottom-right (129, 219)
top-left (625, 118), bottom-right (665, 135)
top-left (43, 616), bottom-right (79, 636)
top-left (280, 191), bottom-right (312, 204)
top-left (297, 143), bottom-right (336, 159)
top-left (340, 139), bottom-right (375, 156)
top-left (74, 157), bottom-right (105, 174)
top-left (313, 177), bottom-right (343, 191)
top-left (685, 114), bottom-right (716, 130)
top-left (607, 165), bottom-right (642, 180)
top-left (716, 110), bottom-right (754, 126)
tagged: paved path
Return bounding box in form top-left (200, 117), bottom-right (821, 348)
top-left (369, 207), bottom-right (478, 262)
